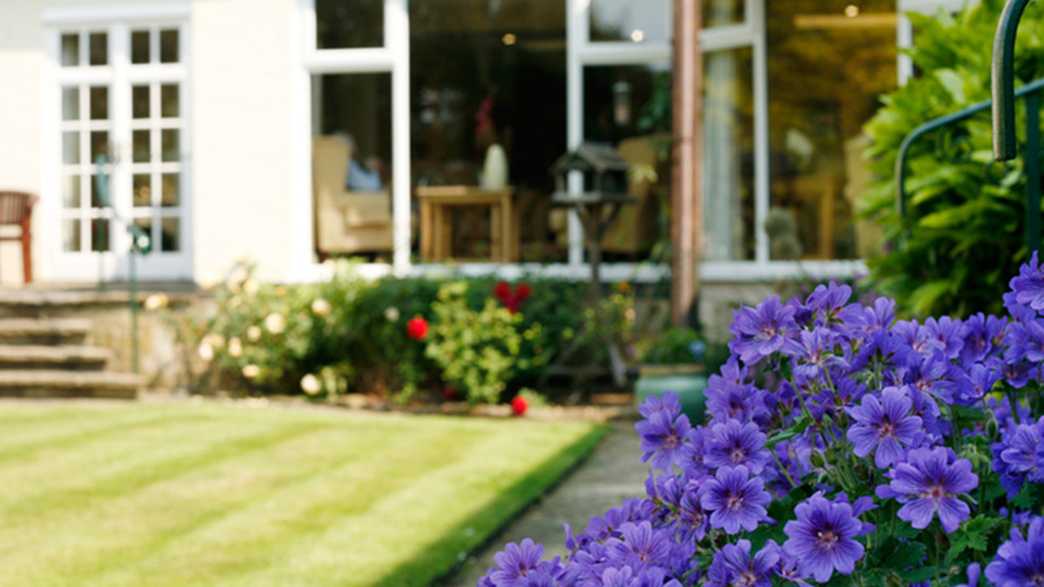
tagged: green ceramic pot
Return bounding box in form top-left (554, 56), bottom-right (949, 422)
top-left (634, 364), bottom-right (707, 423)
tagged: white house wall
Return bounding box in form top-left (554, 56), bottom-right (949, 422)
top-left (0, 0), bottom-right (301, 286)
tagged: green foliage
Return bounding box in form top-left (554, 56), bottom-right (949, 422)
top-left (640, 327), bottom-right (703, 365)
top-left (425, 281), bottom-right (532, 404)
top-left (862, 0), bottom-right (1044, 317)
top-left (164, 261), bottom-right (643, 403)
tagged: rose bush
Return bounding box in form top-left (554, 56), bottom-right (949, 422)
top-left (479, 256), bottom-right (1044, 586)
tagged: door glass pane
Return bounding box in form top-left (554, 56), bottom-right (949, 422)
top-left (90, 131), bottom-right (109, 164)
top-left (63, 175), bottom-right (81, 208)
top-left (90, 218), bottom-right (110, 252)
top-left (62, 219), bottom-right (81, 252)
top-left (161, 174), bottom-right (179, 207)
top-left (133, 174), bottom-right (151, 207)
top-left (88, 32), bottom-right (107, 66)
top-left (161, 129), bottom-right (179, 162)
top-left (131, 30), bottom-right (150, 64)
top-left (133, 130), bottom-right (150, 162)
top-left (62, 87), bottom-right (79, 120)
top-left (703, 47), bottom-right (756, 261)
top-left (159, 29), bottom-right (179, 63)
top-left (161, 84), bottom-right (179, 118)
top-left (589, 0), bottom-right (670, 43)
top-left (62, 132), bottom-right (80, 165)
top-left (704, 0), bottom-right (746, 28)
top-left (767, 0), bottom-right (897, 260)
top-left (90, 174), bottom-right (109, 207)
top-left (132, 85), bottom-right (150, 119)
top-left (133, 218), bottom-right (152, 254)
top-left (61, 33), bottom-right (80, 66)
top-left (161, 218), bottom-right (180, 252)
top-left (316, 0), bottom-right (383, 49)
top-left (409, 0), bottom-right (567, 262)
top-left (89, 86), bottom-right (108, 120)
top-left (583, 64), bottom-right (674, 260)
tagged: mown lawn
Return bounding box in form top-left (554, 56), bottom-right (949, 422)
top-left (0, 400), bottom-right (606, 586)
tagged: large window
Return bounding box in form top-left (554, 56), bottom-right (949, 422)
top-left (410, 0), bottom-right (567, 261)
top-left (766, 1), bottom-right (897, 260)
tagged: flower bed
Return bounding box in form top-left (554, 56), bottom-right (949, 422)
top-left (479, 256), bottom-right (1044, 585)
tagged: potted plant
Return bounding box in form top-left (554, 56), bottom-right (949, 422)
top-left (634, 327), bottom-right (707, 422)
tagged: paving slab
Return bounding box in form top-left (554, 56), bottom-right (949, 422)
top-left (443, 421), bottom-right (648, 586)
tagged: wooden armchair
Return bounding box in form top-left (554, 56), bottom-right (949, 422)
top-left (0, 192), bottom-right (35, 283)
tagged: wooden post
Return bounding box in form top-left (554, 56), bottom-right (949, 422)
top-left (671, 0), bottom-right (703, 326)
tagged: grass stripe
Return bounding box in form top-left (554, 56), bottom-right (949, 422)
top-left (86, 426), bottom-right (482, 587)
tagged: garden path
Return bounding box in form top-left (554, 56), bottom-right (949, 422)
top-left (444, 420), bottom-right (647, 586)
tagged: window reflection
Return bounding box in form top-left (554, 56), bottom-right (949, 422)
top-left (316, 0), bottom-right (383, 49)
top-left (767, 0), bottom-right (896, 260)
top-left (410, 0), bottom-right (567, 261)
top-left (589, 0), bottom-right (670, 43)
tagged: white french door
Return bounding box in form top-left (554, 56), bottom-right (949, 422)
top-left (48, 18), bottom-right (191, 281)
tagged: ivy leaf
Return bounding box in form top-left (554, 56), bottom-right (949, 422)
top-left (945, 515), bottom-right (1005, 565)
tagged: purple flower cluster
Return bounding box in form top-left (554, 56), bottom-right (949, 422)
top-left (480, 257), bottom-right (1044, 586)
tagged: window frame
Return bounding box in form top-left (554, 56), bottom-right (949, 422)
top-left (41, 5), bottom-right (192, 282)
top-left (293, 0), bottom-right (870, 285)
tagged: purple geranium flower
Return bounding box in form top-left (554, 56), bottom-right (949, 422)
top-left (600, 566), bottom-right (682, 587)
top-left (783, 494), bottom-right (865, 583)
top-left (705, 539), bottom-right (780, 587)
top-left (636, 404), bottom-right (692, 471)
top-left (729, 296), bottom-right (801, 365)
top-left (986, 515), bottom-right (1044, 587)
top-left (698, 465), bottom-right (771, 534)
top-left (484, 538), bottom-right (558, 585)
top-left (606, 521), bottom-right (673, 573)
top-left (992, 416), bottom-right (1044, 498)
top-left (955, 562), bottom-right (981, 587)
top-left (846, 386), bottom-right (923, 468)
top-left (877, 447), bottom-right (979, 533)
top-left (705, 419), bottom-right (771, 475)
top-left (1009, 251), bottom-right (1044, 313)
top-left (705, 379), bottom-right (768, 424)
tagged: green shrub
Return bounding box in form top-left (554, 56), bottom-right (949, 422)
top-left (862, 0), bottom-right (1044, 317)
top-left (425, 281), bottom-right (535, 404)
top-left (639, 327), bottom-right (703, 365)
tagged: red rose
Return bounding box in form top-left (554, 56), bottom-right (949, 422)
top-left (406, 316), bottom-right (429, 340)
top-left (493, 281), bottom-right (512, 302)
top-left (510, 395), bottom-right (528, 416)
top-left (515, 283), bottom-right (532, 302)
top-left (441, 386), bottom-right (458, 401)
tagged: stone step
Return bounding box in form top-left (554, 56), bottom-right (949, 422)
top-left (0, 370), bottom-right (140, 399)
top-left (0, 345), bottom-right (110, 370)
top-left (0, 318), bottom-right (91, 345)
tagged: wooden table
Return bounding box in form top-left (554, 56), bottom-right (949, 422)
top-left (417, 186), bottom-right (518, 262)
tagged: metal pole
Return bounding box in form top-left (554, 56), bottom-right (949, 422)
top-left (993, 0), bottom-right (1033, 161)
top-left (670, 0), bottom-right (702, 327)
top-left (129, 246), bottom-right (139, 374)
top-left (1027, 91), bottom-right (1041, 253)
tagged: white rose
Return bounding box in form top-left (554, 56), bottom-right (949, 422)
top-left (242, 364), bottom-right (260, 379)
top-left (243, 279), bottom-right (259, 296)
top-left (311, 298), bottom-right (332, 317)
top-left (197, 341), bottom-right (214, 362)
top-left (144, 293), bottom-right (169, 311)
top-left (204, 333), bottom-right (225, 348)
top-left (246, 325), bottom-right (262, 341)
top-left (228, 337), bottom-right (242, 358)
top-left (385, 307), bottom-right (400, 322)
top-left (300, 374), bottom-right (322, 395)
top-left (264, 313), bottom-right (286, 334)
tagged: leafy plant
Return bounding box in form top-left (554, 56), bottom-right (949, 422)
top-left (425, 281), bottom-right (533, 404)
top-left (639, 327), bottom-right (704, 365)
top-left (862, 0), bottom-right (1044, 317)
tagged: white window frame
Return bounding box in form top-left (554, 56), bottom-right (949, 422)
top-left (40, 4), bottom-right (193, 282)
top-left (293, 0), bottom-right (411, 279)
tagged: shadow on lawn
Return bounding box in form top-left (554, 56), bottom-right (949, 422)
top-left (374, 423), bottom-right (611, 587)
